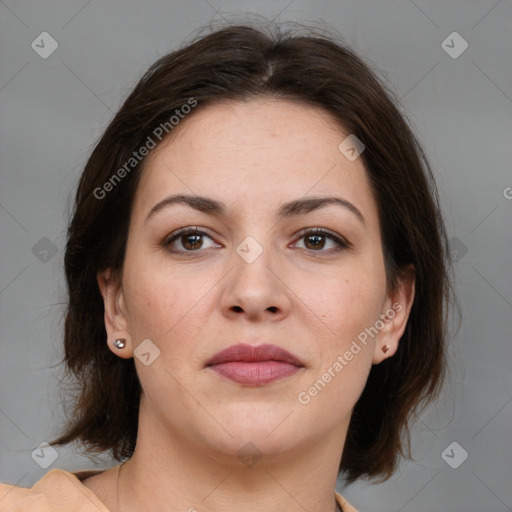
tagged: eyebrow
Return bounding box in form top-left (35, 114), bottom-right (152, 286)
top-left (145, 193), bottom-right (366, 226)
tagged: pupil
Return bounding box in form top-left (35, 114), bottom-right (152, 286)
top-left (184, 234), bottom-right (202, 250)
top-left (307, 235), bottom-right (324, 249)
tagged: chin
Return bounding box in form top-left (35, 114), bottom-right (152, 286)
top-left (210, 408), bottom-right (308, 450)
top-left (201, 427), bottom-right (304, 464)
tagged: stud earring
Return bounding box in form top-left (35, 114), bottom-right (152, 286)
top-left (382, 345), bottom-right (389, 354)
top-left (113, 338), bottom-right (126, 349)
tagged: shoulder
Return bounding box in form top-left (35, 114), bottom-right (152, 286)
top-left (0, 469), bottom-right (110, 512)
top-left (335, 490), bottom-right (360, 512)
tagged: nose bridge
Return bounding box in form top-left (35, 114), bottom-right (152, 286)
top-left (228, 205), bottom-right (276, 265)
top-left (221, 227), bottom-right (290, 318)
top-left (232, 230), bottom-right (274, 285)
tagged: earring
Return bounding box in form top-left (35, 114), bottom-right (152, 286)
top-left (382, 345), bottom-right (389, 354)
top-left (113, 338), bottom-right (126, 349)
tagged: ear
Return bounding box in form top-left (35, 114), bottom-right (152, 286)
top-left (372, 264), bottom-right (415, 365)
top-left (97, 268), bottom-right (133, 359)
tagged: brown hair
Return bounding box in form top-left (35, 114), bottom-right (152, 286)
top-left (51, 21), bottom-right (458, 483)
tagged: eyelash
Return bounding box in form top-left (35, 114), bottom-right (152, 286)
top-left (162, 226), bottom-right (351, 256)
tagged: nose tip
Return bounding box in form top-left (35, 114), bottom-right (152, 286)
top-left (221, 249), bottom-right (292, 322)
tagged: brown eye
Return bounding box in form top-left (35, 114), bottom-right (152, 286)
top-left (304, 233), bottom-right (326, 250)
top-left (163, 227), bottom-right (219, 254)
top-left (294, 228), bottom-right (350, 253)
top-left (179, 233), bottom-right (203, 250)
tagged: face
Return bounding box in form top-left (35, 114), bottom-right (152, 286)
top-left (99, 98), bottom-right (414, 462)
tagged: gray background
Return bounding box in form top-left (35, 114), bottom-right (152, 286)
top-left (1, 1), bottom-right (511, 511)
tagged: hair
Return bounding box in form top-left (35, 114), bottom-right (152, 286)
top-left (51, 20), bottom-right (458, 483)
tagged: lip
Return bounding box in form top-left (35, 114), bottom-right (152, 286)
top-left (205, 343), bottom-right (305, 386)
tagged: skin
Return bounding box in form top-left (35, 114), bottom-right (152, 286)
top-left (83, 98), bottom-right (415, 512)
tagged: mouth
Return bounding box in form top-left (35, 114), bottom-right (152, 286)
top-left (205, 343), bottom-right (305, 387)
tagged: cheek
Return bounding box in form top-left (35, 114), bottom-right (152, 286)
top-left (121, 256), bottom-right (215, 345)
top-left (300, 265), bottom-right (385, 346)
top-left (297, 273), bottom-right (380, 413)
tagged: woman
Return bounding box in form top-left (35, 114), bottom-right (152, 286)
top-left (0, 22), bottom-right (455, 512)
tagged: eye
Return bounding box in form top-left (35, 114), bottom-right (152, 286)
top-left (162, 226), bottom-right (351, 256)
top-left (292, 228), bottom-right (351, 254)
top-left (163, 227), bottom-right (221, 254)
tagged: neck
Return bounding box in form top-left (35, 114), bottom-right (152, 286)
top-left (116, 400), bottom-right (348, 512)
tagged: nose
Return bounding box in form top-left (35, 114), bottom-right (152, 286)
top-left (220, 241), bottom-right (292, 322)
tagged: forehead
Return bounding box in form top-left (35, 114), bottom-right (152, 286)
top-left (133, 98), bottom-right (379, 230)
top-left (144, 98), bottom-right (346, 172)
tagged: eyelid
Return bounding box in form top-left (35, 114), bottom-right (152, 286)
top-left (162, 226), bottom-right (351, 254)
top-left (162, 226), bottom-right (218, 248)
top-left (292, 227), bottom-right (352, 251)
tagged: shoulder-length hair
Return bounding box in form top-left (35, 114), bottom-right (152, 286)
top-left (51, 21), bottom-right (457, 483)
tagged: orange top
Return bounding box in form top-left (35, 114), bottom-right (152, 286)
top-left (0, 468), bottom-right (359, 512)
